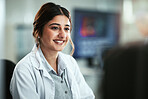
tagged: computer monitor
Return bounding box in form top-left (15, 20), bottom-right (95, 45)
top-left (73, 9), bottom-right (120, 60)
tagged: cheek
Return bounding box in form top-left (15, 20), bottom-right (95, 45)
top-left (43, 31), bottom-right (54, 40)
top-left (66, 33), bottom-right (70, 40)
top-left (41, 33), bottom-right (51, 43)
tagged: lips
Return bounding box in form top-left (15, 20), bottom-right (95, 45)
top-left (53, 39), bottom-right (65, 45)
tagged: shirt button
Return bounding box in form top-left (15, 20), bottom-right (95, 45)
top-left (65, 91), bottom-right (67, 94)
top-left (61, 80), bottom-right (63, 83)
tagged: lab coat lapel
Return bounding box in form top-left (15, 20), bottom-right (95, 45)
top-left (31, 45), bottom-right (54, 99)
top-left (58, 53), bottom-right (80, 99)
top-left (66, 66), bottom-right (80, 99)
top-left (31, 45), bottom-right (53, 80)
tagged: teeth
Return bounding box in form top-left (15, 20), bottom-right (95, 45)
top-left (54, 40), bottom-right (63, 43)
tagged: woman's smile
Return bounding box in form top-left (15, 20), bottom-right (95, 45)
top-left (53, 39), bottom-right (66, 45)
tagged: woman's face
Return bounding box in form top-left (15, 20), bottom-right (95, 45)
top-left (40, 15), bottom-right (71, 52)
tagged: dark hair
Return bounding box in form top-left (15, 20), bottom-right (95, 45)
top-left (33, 2), bottom-right (74, 55)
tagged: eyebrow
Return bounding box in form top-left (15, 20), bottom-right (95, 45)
top-left (49, 23), bottom-right (70, 27)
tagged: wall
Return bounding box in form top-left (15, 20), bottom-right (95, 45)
top-left (120, 0), bottom-right (148, 45)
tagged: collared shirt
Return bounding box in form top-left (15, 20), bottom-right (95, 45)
top-left (49, 70), bottom-right (73, 99)
top-left (38, 48), bottom-right (70, 88)
top-left (38, 47), bottom-right (72, 99)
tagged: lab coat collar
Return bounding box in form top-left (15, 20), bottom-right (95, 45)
top-left (38, 46), bottom-right (67, 76)
top-left (58, 53), bottom-right (67, 73)
top-left (31, 44), bottom-right (42, 70)
top-left (31, 44), bottom-right (67, 69)
top-left (30, 44), bottom-right (68, 78)
top-left (30, 44), bottom-right (52, 79)
top-left (38, 47), bottom-right (54, 73)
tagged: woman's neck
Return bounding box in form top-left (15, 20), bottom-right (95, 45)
top-left (40, 46), bottom-right (59, 73)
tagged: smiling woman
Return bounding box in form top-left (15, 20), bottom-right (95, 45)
top-left (32, 2), bottom-right (73, 54)
top-left (40, 15), bottom-right (70, 54)
top-left (9, 2), bottom-right (95, 99)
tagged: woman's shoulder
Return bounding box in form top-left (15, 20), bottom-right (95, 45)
top-left (59, 52), bottom-right (78, 71)
top-left (15, 52), bottom-right (36, 71)
top-left (11, 52), bottom-right (38, 85)
top-left (59, 52), bottom-right (76, 62)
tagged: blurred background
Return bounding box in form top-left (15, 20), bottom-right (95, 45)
top-left (1, 0), bottom-right (148, 99)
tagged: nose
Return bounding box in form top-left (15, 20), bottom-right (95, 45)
top-left (58, 29), bottom-right (66, 39)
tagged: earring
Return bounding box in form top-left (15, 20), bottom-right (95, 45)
top-left (37, 36), bottom-right (40, 45)
top-left (38, 36), bottom-right (40, 39)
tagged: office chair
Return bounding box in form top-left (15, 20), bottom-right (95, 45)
top-left (0, 59), bottom-right (15, 99)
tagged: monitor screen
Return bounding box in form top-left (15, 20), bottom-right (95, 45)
top-left (73, 9), bottom-right (120, 58)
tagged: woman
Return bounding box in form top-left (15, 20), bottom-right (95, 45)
top-left (10, 2), bottom-right (95, 99)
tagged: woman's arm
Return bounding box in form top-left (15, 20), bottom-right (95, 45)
top-left (10, 63), bottom-right (40, 99)
top-left (70, 57), bottom-right (95, 99)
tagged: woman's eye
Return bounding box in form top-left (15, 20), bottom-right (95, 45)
top-left (65, 28), bottom-right (70, 31)
top-left (51, 27), bottom-right (59, 30)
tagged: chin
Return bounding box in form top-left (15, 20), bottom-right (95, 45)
top-left (56, 48), bottom-right (65, 52)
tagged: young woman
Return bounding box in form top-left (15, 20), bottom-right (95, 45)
top-left (10, 2), bottom-right (95, 99)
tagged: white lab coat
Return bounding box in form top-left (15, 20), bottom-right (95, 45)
top-left (10, 45), bottom-right (95, 99)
